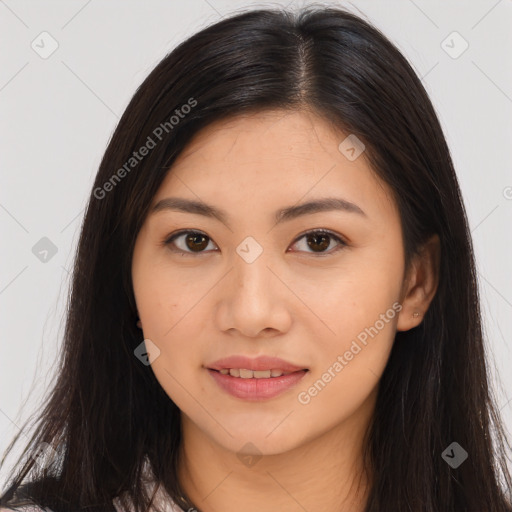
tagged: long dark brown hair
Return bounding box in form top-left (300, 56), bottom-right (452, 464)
top-left (2, 5), bottom-right (511, 512)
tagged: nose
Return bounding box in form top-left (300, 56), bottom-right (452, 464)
top-left (215, 250), bottom-right (292, 338)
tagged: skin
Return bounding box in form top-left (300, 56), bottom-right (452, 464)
top-left (131, 109), bottom-right (440, 512)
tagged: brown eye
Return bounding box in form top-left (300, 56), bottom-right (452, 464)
top-left (165, 230), bottom-right (216, 254)
top-left (290, 230), bottom-right (346, 255)
top-left (306, 232), bottom-right (330, 252)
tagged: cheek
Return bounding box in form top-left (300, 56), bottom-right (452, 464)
top-left (133, 256), bottom-right (192, 334)
top-left (296, 306), bottom-right (397, 421)
top-left (297, 254), bottom-right (402, 387)
top-left (301, 259), bottom-right (401, 338)
top-left (133, 260), bottom-right (211, 355)
top-left (135, 274), bottom-right (208, 408)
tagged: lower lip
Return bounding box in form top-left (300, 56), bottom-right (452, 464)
top-left (207, 369), bottom-right (308, 401)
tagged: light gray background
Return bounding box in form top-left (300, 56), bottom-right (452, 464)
top-left (1, 0), bottom-right (511, 486)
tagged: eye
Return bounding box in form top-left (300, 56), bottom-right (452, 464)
top-left (163, 229), bottom-right (347, 256)
top-left (163, 230), bottom-right (217, 255)
top-left (289, 229), bottom-right (346, 256)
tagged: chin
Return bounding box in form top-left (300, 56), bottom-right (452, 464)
top-left (213, 427), bottom-right (304, 457)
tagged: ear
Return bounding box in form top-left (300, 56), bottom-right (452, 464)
top-left (397, 234), bottom-right (441, 331)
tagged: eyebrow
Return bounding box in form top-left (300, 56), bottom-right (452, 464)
top-left (151, 196), bottom-right (367, 228)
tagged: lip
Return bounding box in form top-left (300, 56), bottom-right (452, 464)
top-left (207, 368), bottom-right (308, 401)
top-left (206, 355), bottom-right (307, 373)
top-left (205, 355), bottom-right (309, 401)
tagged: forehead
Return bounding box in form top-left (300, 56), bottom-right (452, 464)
top-left (175, 109), bottom-right (348, 166)
top-left (152, 109), bottom-right (397, 223)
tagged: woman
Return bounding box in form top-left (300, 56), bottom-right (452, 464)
top-left (1, 5), bottom-right (511, 512)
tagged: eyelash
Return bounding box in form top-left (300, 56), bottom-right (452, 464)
top-left (162, 229), bottom-right (347, 257)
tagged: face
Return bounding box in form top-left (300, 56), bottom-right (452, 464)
top-left (131, 109), bottom-right (410, 456)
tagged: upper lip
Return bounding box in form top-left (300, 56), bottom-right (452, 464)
top-left (206, 355), bottom-right (308, 372)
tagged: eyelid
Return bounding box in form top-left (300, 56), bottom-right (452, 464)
top-left (289, 228), bottom-right (347, 256)
top-left (163, 229), bottom-right (216, 255)
top-left (162, 228), bottom-right (347, 256)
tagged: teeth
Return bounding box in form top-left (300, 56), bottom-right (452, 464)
top-left (253, 370), bottom-right (271, 378)
top-left (217, 368), bottom-right (289, 378)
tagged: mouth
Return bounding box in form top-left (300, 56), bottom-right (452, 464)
top-left (205, 355), bottom-right (309, 400)
top-left (208, 368), bottom-right (308, 378)
top-left (206, 367), bottom-right (309, 401)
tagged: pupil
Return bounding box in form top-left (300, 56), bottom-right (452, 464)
top-left (186, 233), bottom-right (208, 251)
top-left (307, 233), bottom-right (329, 252)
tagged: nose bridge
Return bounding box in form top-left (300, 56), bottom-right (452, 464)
top-left (215, 235), bottom-right (291, 336)
top-left (233, 236), bottom-right (273, 297)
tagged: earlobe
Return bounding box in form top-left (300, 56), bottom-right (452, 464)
top-left (397, 233), bottom-right (441, 332)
